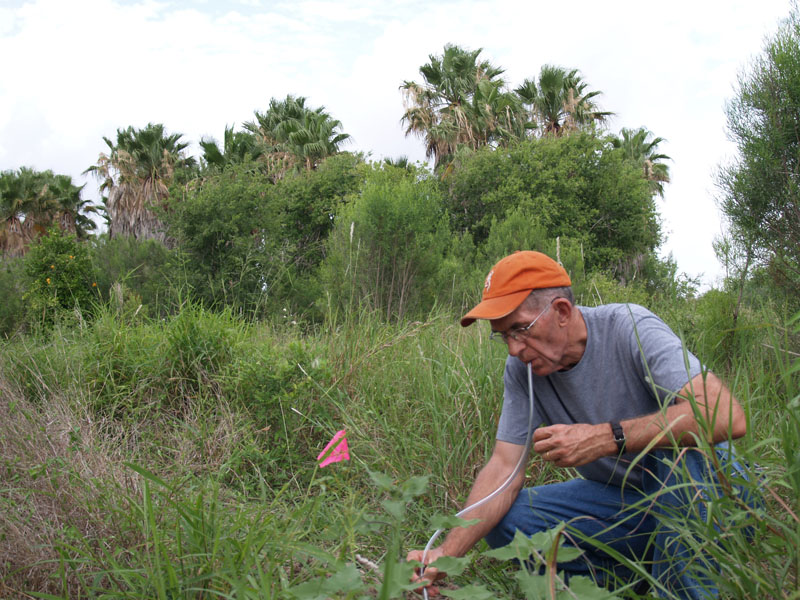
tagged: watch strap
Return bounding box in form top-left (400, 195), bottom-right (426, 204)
top-left (609, 421), bottom-right (625, 453)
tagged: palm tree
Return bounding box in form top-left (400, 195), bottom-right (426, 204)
top-left (610, 127), bottom-right (671, 197)
top-left (244, 96), bottom-right (350, 176)
top-left (200, 125), bottom-right (263, 171)
top-left (45, 173), bottom-right (100, 237)
top-left (0, 169), bottom-right (31, 258)
top-left (401, 44), bottom-right (521, 169)
top-left (0, 168), bottom-right (99, 258)
top-left (86, 123), bottom-right (195, 242)
top-left (516, 65), bottom-right (612, 136)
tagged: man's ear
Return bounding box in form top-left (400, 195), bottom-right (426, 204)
top-left (552, 297), bottom-right (572, 325)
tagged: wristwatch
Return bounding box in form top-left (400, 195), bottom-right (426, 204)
top-left (609, 421), bottom-right (626, 453)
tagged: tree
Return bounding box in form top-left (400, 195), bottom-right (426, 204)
top-left (22, 227), bottom-right (96, 329)
top-left (717, 7), bottom-right (800, 299)
top-left (515, 65), bottom-right (611, 136)
top-left (444, 133), bottom-right (660, 273)
top-left (321, 166), bottom-right (450, 320)
top-left (200, 125), bottom-right (263, 172)
top-left (0, 168), bottom-right (35, 258)
top-left (610, 127), bottom-right (671, 197)
top-left (44, 173), bottom-right (100, 238)
top-left (244, 95), bottom-right (350, 176)
top-left (1, 168), bottom-right (99, 259)
top-left (400, 44), bottom-right (521, 169)
top-left (85, 123), bottom-right (196, 242)
top-left (165, 153), bottom-right (364, 317)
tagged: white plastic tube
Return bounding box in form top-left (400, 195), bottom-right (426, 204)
top-left (420, 363), bottom-right (535, 598)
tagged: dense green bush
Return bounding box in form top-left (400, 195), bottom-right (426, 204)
top-left (166, 163), bottom-right (285, 316)
top-left (322, 165), bottom-right (450, 321)
top-left (22, 228), bottom-right (97, 330)
top-left (166, 154), bottom-right (364, 320)
top-left (224, 337), bottom-right (336, 488)
top-left (444, 134), bottom-right (660, 275)
top-left (89, 234), bottom-right (178, 317)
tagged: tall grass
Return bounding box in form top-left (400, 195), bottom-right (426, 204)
top-left (1, 298), bottom-right (798, 598)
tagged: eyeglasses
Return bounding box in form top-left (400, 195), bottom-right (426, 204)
top-left (489, 298), bottom-right (556, 344)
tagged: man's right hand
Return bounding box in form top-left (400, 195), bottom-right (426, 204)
top-left (406, 547), bottom-right (447, 597)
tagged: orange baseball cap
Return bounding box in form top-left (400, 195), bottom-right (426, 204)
top-left (461, 251), bottom-right (571, 327)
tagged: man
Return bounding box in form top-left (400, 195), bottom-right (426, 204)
top-left (408, 250), bottom-right (746, 598)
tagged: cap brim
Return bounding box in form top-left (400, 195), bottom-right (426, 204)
top-left (460, 289), bottom-right (532, 327)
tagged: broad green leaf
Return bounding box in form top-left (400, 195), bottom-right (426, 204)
top-left (428, 555), bottom-right (471, 577)
top-left (484, 529), bottom-right (539, 561)
top-left (285, 577), bottom-right (328, 600)
top-left (553, 546), bottom-right (584, 563)
top-left (379, 556), bottom-right (420, 598)
top-left (381, 499), bottom-right (406, 521)
top-left (401, 474), bottom-right (430, 499)
top-left (483, 527), bottom-right (584, 566)
top-left (368, 470), bottom-right (395, 491)
top-left (429, 514), bottom-right (482, 530)
top-left (515, 570), bottom-right (550, 599)
top-left (440, 584), bottom-right (497, 599)
top-left (557, 575), bottom-right (618, 599)
top-left (324, 563), bottom-right (366, 595)
top-left (286, 564), bottom-right (365, 600)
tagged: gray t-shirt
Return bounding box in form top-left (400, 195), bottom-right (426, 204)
top-left (497, 303), bottom-right (702, 488)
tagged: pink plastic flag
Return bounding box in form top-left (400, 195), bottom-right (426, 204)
top-left (317, 429), bottom-right (350, 467)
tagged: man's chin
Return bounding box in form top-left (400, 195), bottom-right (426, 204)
top-left (525, 358), bottom-right (556, 376)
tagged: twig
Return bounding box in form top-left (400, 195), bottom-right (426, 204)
top-left (355, 553), bottom-right (381, 573)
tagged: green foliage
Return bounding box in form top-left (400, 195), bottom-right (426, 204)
top-left (1, 167), bottom-right (100, 260)
top-left (322, 165), bottom-right (450, 320)
top-left (444, 134), bottom-right (660, 274)
top-left (244, 94), bottom-right (351, 173)
top-left (224, 336), bottom-right (334, 488)
top-left (718, 6), bottom-right (800, 303)
top-left (82, 301), bottom-right (248, 418)
top-left (22, 228), bottom-right (97, 330)
top-left (167, 163), bottom-right (285, 315)
top-left (166, 154), bottom-right (363, 319)
top-left (400, 45), bottom-right (611, 170)
top-left (200, 125), bottom-right (263, 172)
top-left (0, 257), bottom-right (25, 337)
top-left (276, 152), bottom-right (365, 273)
top-left (89, 234), bottom-right (178, 317)
top-left (2, 292), bottom-right (799, 599)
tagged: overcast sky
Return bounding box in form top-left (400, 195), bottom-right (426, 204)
top-left (0, 0), bottom-right (792, 288)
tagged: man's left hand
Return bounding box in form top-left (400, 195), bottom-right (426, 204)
top-left (533, 423), bottom-right (615, 467)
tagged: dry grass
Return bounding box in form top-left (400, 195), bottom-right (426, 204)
top-left (0, 371), bottom-right (139, 598)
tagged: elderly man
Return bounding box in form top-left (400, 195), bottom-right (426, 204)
top-left (408, 251), bottom-right (746, 599)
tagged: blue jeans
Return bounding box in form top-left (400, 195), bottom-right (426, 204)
top-left (485, 444), bottom-right (748, 599)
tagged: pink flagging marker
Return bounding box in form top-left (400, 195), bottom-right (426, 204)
top-left (317, 429), bottom-right (350, 467)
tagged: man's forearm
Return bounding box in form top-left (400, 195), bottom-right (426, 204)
top-left (533, 372), bottom-right (746, 468)
top-left (437, 462), bottom-right (524, 558)
top-left (623, 372), bottom-right (747, 452)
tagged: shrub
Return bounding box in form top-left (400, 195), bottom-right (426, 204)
top-left (224, 336), bottom-right (335, 488)
top-left (321, 166), bottom-right (450, 321)
top-left (89, 234), bottom-right (178, 317)
top-left (22, 228), bottom-right (97, 330)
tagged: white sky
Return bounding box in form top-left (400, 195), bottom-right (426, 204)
top-left (0, 0), bottom-right (793, 289)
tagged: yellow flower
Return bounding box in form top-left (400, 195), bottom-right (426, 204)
top-left (69, 255), bottom-right (74, 259)
top-left (46, 278), bottom-right (51, 285)
top-left (50, 264), bottom-right (55, 269)
top-left (92, 282), bottom-right (97, 287)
